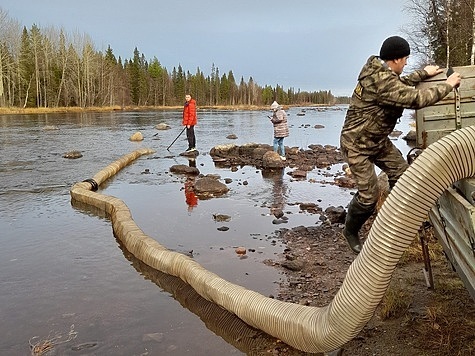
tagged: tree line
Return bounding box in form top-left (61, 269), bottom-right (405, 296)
top-left (0, 8), bottom-right (342, 109)
top-left (3, 1), bottom-right (473, 110)
top-left (404, 0), bottom-right (475, 68)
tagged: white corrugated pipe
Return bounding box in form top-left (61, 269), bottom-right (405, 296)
top-left (70, 126), bottom-right (475, 353)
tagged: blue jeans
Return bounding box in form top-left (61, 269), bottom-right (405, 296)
top-left (273, 137), bottom-right (285, 156)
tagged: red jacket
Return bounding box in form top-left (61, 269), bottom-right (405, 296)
top-left (182, 99), bottom-right (197, 126)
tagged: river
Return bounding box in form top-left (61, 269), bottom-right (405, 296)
top-left (0, 106), bottom-right (414, 355)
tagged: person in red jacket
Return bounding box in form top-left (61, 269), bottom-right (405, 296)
top-left (182, 94), bottom-right (197, 152)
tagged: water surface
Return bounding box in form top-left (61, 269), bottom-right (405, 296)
top-left (0, 107), bottom-right (414, 355)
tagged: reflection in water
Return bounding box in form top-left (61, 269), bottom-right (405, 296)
top-left (119, 245), bottom-right (286, 354)
top-left (184, 178), bottom-right (198, 212)
top-left (185, 158), bottom-right (198, 212)
top-left (262, 168), bottom-right (287, 218)
top-left (188, 157), bottom-right (197, 168)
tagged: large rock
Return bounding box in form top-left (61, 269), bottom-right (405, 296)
top-left (209, 144), bottom-right (240, 157)
top-left (262, 151), bottom-right (284, 169)
top-left (194, 176), bottom-right (229, 197)
top-left (209, 142), bottom-right (344, 171)
top-left (238, 143), bottom-right (262, 156)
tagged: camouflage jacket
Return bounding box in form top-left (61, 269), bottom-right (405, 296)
top-left (340, 56), bottom-right (453, 154)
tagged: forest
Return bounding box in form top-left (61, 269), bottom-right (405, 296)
top-left (1, 0), bottom-right (474, 110)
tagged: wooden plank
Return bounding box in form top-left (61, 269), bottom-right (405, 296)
top-left (416, 65), bottom-right (475, 147)
top-left (429, 187), bottom-right (475, 301)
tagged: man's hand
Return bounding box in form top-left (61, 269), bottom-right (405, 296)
top-left (424, 65), bottom-right (443, 76)
top-left (446, 71), bottom-right (462, 89)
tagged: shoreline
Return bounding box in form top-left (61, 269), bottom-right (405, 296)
top-left (0, 103), bottom-right (334, 115)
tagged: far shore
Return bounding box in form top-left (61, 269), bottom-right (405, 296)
top-left (0, 103), bottom-right (334, 115)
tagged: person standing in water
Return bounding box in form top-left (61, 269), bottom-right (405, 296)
top-left (270, 101), bottom-right (289, 160)
top-left (183, 94), bottom-right (197, 152)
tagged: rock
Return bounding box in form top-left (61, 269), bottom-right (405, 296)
top-left (316, 157), bottom-right (331, 167)
top-left (179, 150), bottom-right (199, 157)
top-left (299, 202), bottom-right (318, 211)
top-left (325, 206), bottom-right (346, 224)
top-left (169, 164), bottom-right (200, 175)
top-left (209, 144), bottom-right (239, 157)
top-left (155, 123), bottom-right (171, 130)
top-left (130, 131), bottom-right (143, 141)
top-left (235, 247), bottom-right (246, 255)
top-left (63, 150), bottom-right (83, 159)
top-left (210, 142), bottom-right (344, 172)
top-left (262, 151), bottom-right (284, 169)
top-left (281, 259), bottom-right (304, 271)
top-left (403, 129), bottom-right (417, 142)
top-left (213, 214), bottom-right (231, 222)
top-left (272, 209), bottom-right (284, 218)
top-left (389, 129), bottom-right (403, 137)
top-left (226, 134), bottom-right (238, 139)
top-left (289, 170), bottom-right (307, 179)
top-left (251, 147), bottom-right (271, 159)
top-left (194, 176), bottom-right (229, 197)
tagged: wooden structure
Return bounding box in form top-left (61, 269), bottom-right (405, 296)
top-left (416, 65), bottom-right (475, 301)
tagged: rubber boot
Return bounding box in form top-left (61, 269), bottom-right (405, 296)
top-left (343, 195), bottom-right (376, 254)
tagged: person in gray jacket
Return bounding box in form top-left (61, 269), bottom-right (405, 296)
top-left (270, 101), bottom-right (289, 160)
top-left (340, 35), bottom-right (461, 254)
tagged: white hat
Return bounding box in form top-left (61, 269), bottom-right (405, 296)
top-left (270, 101), bottom-right (280, 110)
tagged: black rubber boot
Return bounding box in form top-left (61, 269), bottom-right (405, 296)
top-left (343, 195), bottom-right (376, 254)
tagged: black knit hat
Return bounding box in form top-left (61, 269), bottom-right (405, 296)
top-left (379, 36), bottom-right (410, 60)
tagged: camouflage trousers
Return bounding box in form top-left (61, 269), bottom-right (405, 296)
top-left (341, 138), bottom-right (409, 205)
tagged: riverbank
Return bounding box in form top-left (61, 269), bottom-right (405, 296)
top-left (0, 103), bottom-right (332, 115)
top-left (266, 221), bottom-right (475, 356)
top-left (211, 144), bottom-right (475, 355)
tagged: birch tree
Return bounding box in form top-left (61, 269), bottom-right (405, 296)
top-left (404, 0), bottom-right (474, 67)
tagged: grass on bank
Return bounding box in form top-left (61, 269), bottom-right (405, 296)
top-left (0, 103), bottom-right (332, 115)
top-left (377, 227), bottom-right (475, 355)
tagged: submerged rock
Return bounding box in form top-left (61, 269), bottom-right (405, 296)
top-left (63, 150), bottom-right (83, 159)
top-left (129, 131), bottom-right (143, 141)
top-left (155, 123), bottom-right (171, 130)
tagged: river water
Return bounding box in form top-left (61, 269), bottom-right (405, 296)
top-left (0, 106), bottom-right (414, 355)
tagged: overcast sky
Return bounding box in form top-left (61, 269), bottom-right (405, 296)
top-left (2, 1), bottom-right (411, 96)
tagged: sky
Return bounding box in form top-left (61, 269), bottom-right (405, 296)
top-left (1, 1), bottom-right (411, 96)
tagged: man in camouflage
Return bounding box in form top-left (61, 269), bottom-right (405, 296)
top-left (340, 35), bottom-right (461, 254)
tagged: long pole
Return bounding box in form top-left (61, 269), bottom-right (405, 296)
top-left (167, 127), bottom-right (186, 151)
